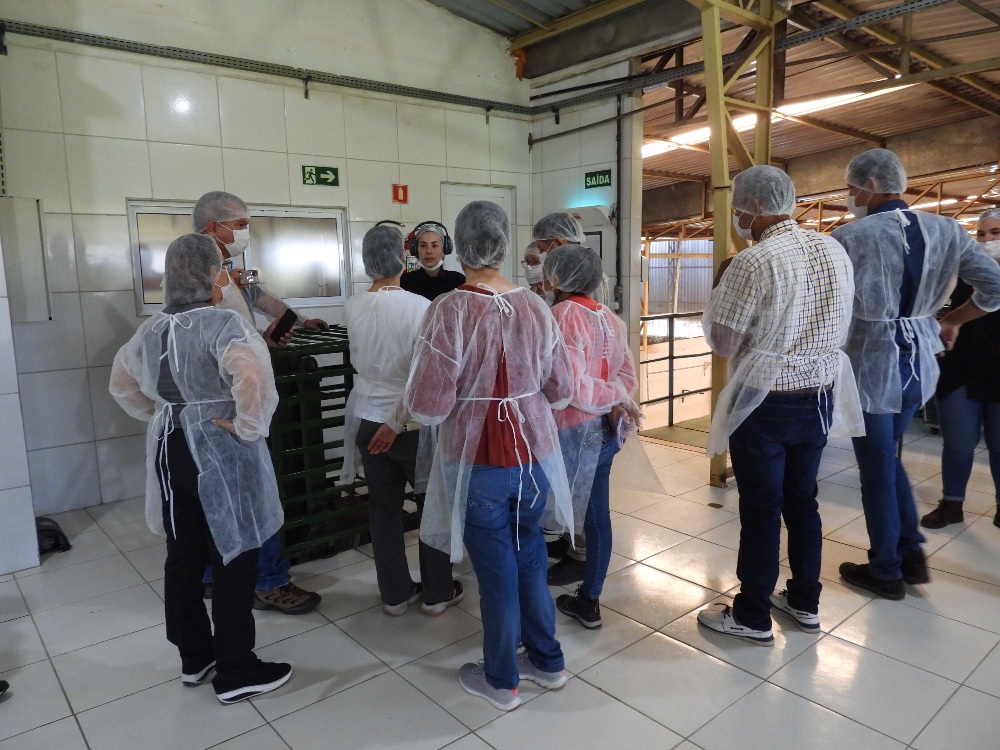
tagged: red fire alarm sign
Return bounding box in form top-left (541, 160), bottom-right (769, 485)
top-left (392, 184), bottom-right (409, 204)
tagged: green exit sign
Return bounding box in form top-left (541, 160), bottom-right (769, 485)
top-left (302, 165), bottom-right (339, 186)
top-left (585, 169), bottom-right (612, 189)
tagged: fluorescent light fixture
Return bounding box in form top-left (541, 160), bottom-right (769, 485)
top-left (968, 195), bottom-right (980, 200)
top-left (910, 198), bottom-right (958, 210)
top-left (643, 86), bottom-right (912, 159)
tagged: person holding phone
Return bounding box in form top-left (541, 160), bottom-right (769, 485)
top-left (543, 245), bottom-right (641, 629)
top-left (193, 190), bottom-right (325, 615)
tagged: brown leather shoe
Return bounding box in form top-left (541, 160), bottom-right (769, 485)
top-left (253, 583), bottom-right (321, 615)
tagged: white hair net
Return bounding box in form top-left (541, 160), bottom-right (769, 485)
top-left (163, 234), bottom-right (223, 307)
top-left (533, 212), bottom-right (585, 243)
top-left (362, 224), bottom-right (405, 280)
top-left (193, 191), bottom-right (249, 233)
top-left (979, 207), bottom-right (1000, 226)
top-left (544, 244), bottom-right (604, 294)
top-left (846, 148), bottom-right (907, 194)
top-left (732, 165), bottom-right (796, 216)
top-left (454, 200), bottom-right (509, 269)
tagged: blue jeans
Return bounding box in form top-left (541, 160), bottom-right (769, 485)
top-left (938, 386), bottom-right (1000, 501)
top-left (203, 533), bottom-right (290, 592)
top-left (464, 463), bottom-right (564, 690)
top-left (852, 354), bottom-right (926, 580)
top-left (729, 391), bottom-right (832, 632)
top-left (581, 421), bottom-right (621, 600)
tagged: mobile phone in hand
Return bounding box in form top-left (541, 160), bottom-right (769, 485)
top-left (269, 308), bottom-right (298, 345)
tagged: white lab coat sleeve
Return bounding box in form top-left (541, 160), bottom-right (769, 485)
top-left (109, 344), bottom-right (155, 421)
top-left (543, 315), bottom-right (574, 410)
top-left (246, 284), bottom-right (304, 325)
top-left (218, 323), bottom-right (279, 441)
top-left (406, 302), bottom-right (462, 426)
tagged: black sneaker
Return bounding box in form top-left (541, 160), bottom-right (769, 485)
top-left (839, 562), bottom-right (905, 600)
top-left (215, 661), bottom-right (292, 704)
top-left (0, 679), bottom-right (8, 699)
top-left (556, 588), bottom-right (602, 628)
top-left (181, 660), bottom-right (216, 687)
top-left (920, 500), bottom-right (963, 529)
top-left (547, 556), bottom-right (586, 587)
top-left (901, 548), bottom-right (930, 585)
top-left (546, 537), bottom-right (570, 560)
top-left (994, 506), bottom-right (1000, 529)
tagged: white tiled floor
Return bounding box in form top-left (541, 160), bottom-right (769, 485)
top-left (4, 426), bottom-right (1000, 749)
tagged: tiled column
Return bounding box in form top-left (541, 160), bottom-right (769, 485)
top-left (0, 234), bottom-right (41, 574)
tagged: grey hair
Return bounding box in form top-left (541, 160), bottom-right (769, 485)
top-left (192, 191), bottom-right (249, 233)
top-left (163, 234), bottom-right (223, 306)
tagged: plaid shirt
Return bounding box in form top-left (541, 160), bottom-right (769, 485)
top-left (710, 219), bottom-right (848, 391)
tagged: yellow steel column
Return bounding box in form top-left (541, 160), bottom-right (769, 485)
top-left (688, 0), bottom-right (780, 487)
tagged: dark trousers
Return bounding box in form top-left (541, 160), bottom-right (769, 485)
top-left (157, 429), bottom-right (260, 690)
top-left (355, 420), bottom-right (453, 606)
top-left (729, 392), bottom-right (832, 631)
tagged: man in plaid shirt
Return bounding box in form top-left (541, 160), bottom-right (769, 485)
top-left (697, 166), bottom-right (861, 646)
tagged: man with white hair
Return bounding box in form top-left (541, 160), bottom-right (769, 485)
top-left (697, 165), bottom-right (862, 646)
top-left (832, 149), bottom-right (1000, 600)
top-left (193, 191), bottom-right (326, 615)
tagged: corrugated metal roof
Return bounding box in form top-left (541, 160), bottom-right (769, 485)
top-left (422, 0), bottom-right (608, 38)
top-left (640, 0), bottom-right (1000, 192)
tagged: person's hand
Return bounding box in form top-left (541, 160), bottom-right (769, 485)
top-left (938, 320), bottom-right (961, 353)
top-left (367, 423), bottom-right (398, 454)
top-left (211, 418), bottom-right (237, 435)
top-left (607, 403), bottom-right (628, 431)
top-left (303, 318), bottom-right (329, 331)
top-left (231, 269), bottom-right (250, 289)
top-left (262, 318), bottom-right (293, 348)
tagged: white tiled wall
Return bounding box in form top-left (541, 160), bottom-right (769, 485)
top-left (0, 39), bottom-right (535, 517)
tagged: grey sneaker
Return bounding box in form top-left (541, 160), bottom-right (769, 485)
top-left (458, 662), bottom-right (521, 711)
top-left (697, 603), bottom-right (774, 647)
top-left (769, 590), bottom-right (820, 633)
top-left (516, 651), bottom-right (568, 689)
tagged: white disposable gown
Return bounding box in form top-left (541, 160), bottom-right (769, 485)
top-left (405, 286), bottom-right (575, 562)
top-left (552, 299), bottom-right (638, 520)
top-left (342, 288), bottom-right (433, 488)
top-left (109, 305), bottom-right (283, 564)
top-left (832, 209), bottom-right (1000, 413)
top-left (704, 226), bottom-right (864, 456)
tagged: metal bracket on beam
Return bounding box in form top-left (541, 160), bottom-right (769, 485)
top-left (485, 106), bottom-right (492, 124)
top-left (552, 107), bottom-right (561, 125)
top-left (302, 74), bottom-right (311, 100)
top-left (0, 23), bottom-right (7, 56)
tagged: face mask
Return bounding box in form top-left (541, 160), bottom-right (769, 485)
top-left (732, 212), bottom-right (754, 241)
top-left (981, 239), bottom-right (1000, 259)
top-left (524, 264), bottom-right (544, 285)
top-left (223, 227), bottom-right (250, 257)
top-left (420, 258), bottom-right (445, 272)
top-left (847, 194), bottom-right (869, 220)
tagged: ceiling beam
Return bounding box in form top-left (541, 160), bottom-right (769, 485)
top-left (510, 0), bottom-right (653, 49)
top-left (958, 0), bottom-right (1000, 27)
top-left (789, 7), bottom-right (1000, 117)
top-left (643, 169), bottom-right (710, 182)
top-left (815, 0), bottom-right (1000, 102)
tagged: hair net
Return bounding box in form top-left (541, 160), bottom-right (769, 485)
top-left (193, 191), bottom-right (249, 233)
top-left (732, 165), bottom-right (796, 216)
top-left (533, 212), bottom-right (585, 243)
top-left (454, 200), bottom-right (509, 269)
top-left (362, 224), bottom-right (405, 279)
top-left (979, 207), bottom-right (1000, 226)
top-left (163, 234), bottom-right (223, 306)
top-left (846, 148), bottom-right (907, 194)
top-left (414, 224), bottom-right (444, 244)
top-left (544, 244), bottom-right (604, 294)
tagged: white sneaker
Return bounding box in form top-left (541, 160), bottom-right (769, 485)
top-left (697, 603), bottom-right (774, 647)
top-left (516, 651), bottom-right (568, 689)
top-left (769, 590), bottom-right (820, 633)
top-left (382, 583), bottom-right (423, 616)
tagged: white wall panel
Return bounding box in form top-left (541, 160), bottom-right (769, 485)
top-left (142, 66), bottom-right (221, 147)
top-left (1, 129), bottom-right (71, 213)
top-left (0, 46), bottom-right (62, 133)
top-left (57, 54), bottom-right (146, 140)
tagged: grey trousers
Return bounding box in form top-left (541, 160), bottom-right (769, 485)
top-left (356, 420), bottom-right (453, 606)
